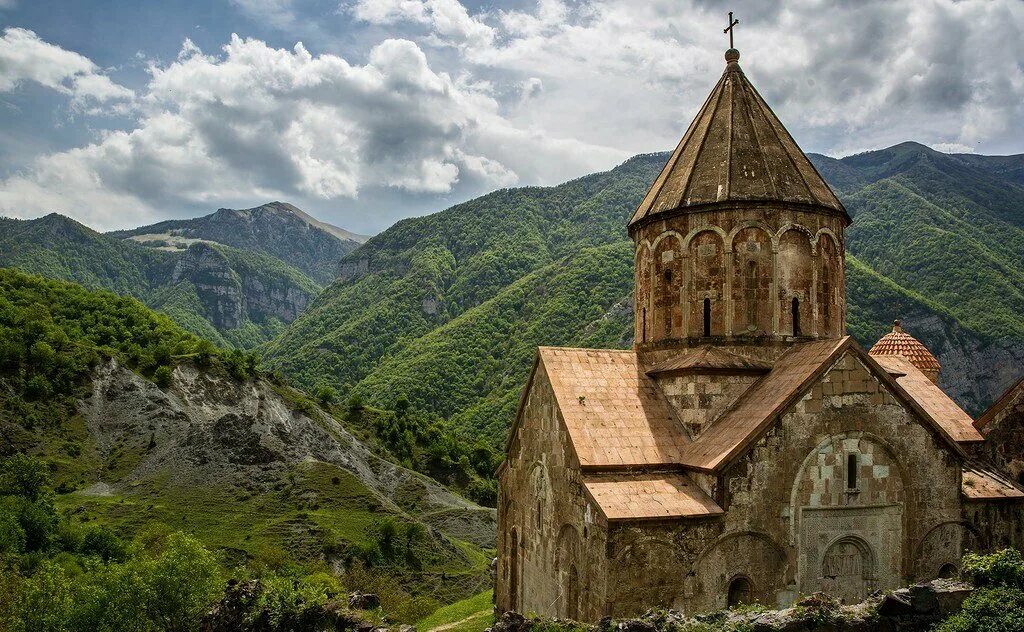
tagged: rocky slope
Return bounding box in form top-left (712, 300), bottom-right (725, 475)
top-left (67, 359), bottom-right (495, 600)
top-left (112, 201), bottom-right (368, 285)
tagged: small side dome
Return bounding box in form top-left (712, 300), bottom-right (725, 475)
top-left (869, 320), bottom-right (941, 383)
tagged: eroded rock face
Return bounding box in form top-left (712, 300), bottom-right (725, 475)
top-left (170, 241), bottom-right (317, 332)
top-left (900, 312), bottom-right (1024, 416)
top-left (172, 243), bottom-right (245, 329)
top-left (77, 359), bottom-right (496, 532)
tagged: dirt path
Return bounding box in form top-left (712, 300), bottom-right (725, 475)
top-left (426, 610), bottom-right (492, 632)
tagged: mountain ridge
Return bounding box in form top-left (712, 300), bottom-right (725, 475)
top-left (111, 201), bottom-right (368, 285)
top-left (265, 142), bottom-right (1024, 448)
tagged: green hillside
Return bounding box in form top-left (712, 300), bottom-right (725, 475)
top-left (0, 269), bottom-right (495, 622)
top-left (0, 214), bottom-right (321, 348)
top-left (265, 144), bottom-right (1024, 448)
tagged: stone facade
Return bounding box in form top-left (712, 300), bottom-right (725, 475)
top-left (496, 47), bottom-right (1024, 621)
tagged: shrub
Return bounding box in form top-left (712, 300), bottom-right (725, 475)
top-left (936, 585), bottom-right (1024, 632)
top-left (154, 365), bottom-right (173, 388)
top-left (961, 548), bottom-right (1024, 589)
top-left (81, 526), bottom-right (127, 563)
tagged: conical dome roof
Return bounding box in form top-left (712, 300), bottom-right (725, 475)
top-left (630, 49), bottom-right (847, 229)
top-left (869, 320), bottom-right (941, 378)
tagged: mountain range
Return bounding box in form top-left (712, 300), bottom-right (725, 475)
top-left (264, 142), bottom-right (1024, 449)
top-left (0, 202), bottom-right (364, 349)
top-left (3, 142), bottom-right (1023, 451)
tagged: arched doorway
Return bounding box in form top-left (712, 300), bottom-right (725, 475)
top-left (727, 575), bottom-right (753, 607)
top-left (821, 536), bottom-right (874, 604)
top-left (938, 563), bottom-right (958, 579)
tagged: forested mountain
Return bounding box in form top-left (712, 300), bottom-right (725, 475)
top-left (0, 212), bottom-right (323, 348)
top-left (111, 201), bottom-right (368, 285)
top-left (264, 143), bottom-right (1024, 449)
top-left (0, 269), bottom-right (495, 618)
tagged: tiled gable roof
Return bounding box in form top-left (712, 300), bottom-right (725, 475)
top-left (873, 355), bottom-right (983, 443)
top-left (962, 462), bottom-right (1024, 501)
top-left (538, 347), bottom-right (691, 468)
top-left (645, 345), bottom-right (771, 377)
top-left (677, 338), bottom-right (848, 471)
top-left (583, 472), bottom-right (723, 521)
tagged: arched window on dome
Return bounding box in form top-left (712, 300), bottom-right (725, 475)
top-left (792, 297), bottom-right (801, 336)
top-left (703, 298), bottom-right (712, 337)
top-left (746, 261), bottom-right (757, 327)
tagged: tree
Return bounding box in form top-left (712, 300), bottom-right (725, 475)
top-left (143, 532), bottom-right (222, 632)
top-left (0, 454), bottom-right (51, 502)
top-left (316, 385), bottom-right (337, 406)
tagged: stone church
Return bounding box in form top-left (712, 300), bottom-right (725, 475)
top-left (495, 47), bottom-right (1024, 620)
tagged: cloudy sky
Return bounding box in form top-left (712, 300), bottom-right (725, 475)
top-left (0, 0), bottom-right (1022, 234)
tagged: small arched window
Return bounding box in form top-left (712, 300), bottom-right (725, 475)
top-left (938, 563), bottom-right (958, 579)
top-left (640, 308), bottom-right (647, 343)
top-left (847, 453), bottom-right (858, 490)
top-left (727, 576), bottom-right (752, 607)
top-left (792, 297), bottom-right (801, 336)
top-left (703, 298), bottom-right (712, 337)
top-left (664, 269), bottom-right (673, 284)
top-left (746, 261), bottom-right (757, 327)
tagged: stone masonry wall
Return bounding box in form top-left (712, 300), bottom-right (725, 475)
top-left (497, 365), bottom-right (609, 622)
top-left (652, 373), bottom-right (761, 438)
top-left (717, 351), bottom-right (964, 608)
top-left (596, 350), bottom-right (966, 618)
top-left (633, 206), bottom-right (845, 349)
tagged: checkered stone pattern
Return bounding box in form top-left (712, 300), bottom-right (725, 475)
top-left (796, 434), bottom-right (905, 508)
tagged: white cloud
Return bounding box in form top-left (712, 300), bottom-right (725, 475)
top-left (3, 1), bottom-right (1023, 232)
top-left (0, 27), bottom-right (133, 108)
top-left (350, 0), bottom-right (495, 50)
top-left (931, 143), bottom-right (976, 154)
top-left (0, 32), bottom-right (619, 229)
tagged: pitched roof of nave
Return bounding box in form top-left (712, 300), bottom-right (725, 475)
top-left (645, 344), bottom-right (771, 377)
top-left (534, 347), bottom-right (691, 468)
top-left (873, 355), bottom-right (983, 443)
top-left (519, 338), bottom-right (977, 479)
top-left (962, 462), bottom-right (1024, 501)
top-left (629, 49), bottom-right (846, 230)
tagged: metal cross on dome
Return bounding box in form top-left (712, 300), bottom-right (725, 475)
top-left (724, 11), bottom-right (739, 49)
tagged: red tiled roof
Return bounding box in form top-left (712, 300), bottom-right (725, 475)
top-left (539, 347), bottom-right (691, 468)
top-left (869, 321), bottom-right (941, 374)
top-left (677, 338), bottom-right (849, 471)
top-left (583, 472), bottom-right (723, 521)
top-left (645, 345), bottom-right (771, 377)
top-left (962, 463), bottom-right (1024, 501)
top-left (873, 356), bottom-right (983, 443)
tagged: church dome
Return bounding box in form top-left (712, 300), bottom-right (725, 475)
top-left (869, 320), bottom-right (941, 382)
top-left (629, 49), bottom-right (847, 230)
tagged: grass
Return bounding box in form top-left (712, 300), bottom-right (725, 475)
top-left (417, 589), bottom-right (495, 632)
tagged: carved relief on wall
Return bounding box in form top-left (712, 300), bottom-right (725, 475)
top-left (821, 536), bottom-right (874, 604)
